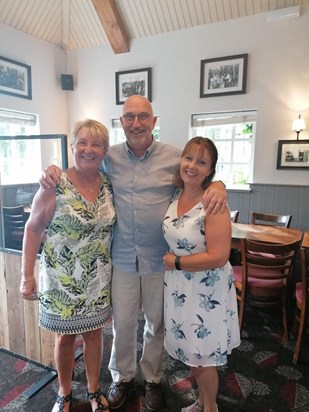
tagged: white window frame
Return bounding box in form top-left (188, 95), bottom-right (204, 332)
top-left (0, 108), bottom-right (40, 185)
top-left (190, 110), bottom-right (256, 189)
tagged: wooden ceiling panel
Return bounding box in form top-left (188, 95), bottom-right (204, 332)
top-left (216, 0), bottom-right (227, 22)
top-left (222, 0), bottom-right (233, 20)
top-left (0, 0), bottom-right (308, 53)
top-left (157, 0), bottom-right (175, 33)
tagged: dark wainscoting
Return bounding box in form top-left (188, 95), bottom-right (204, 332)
top-left (227, 184), bottom-right (309, 232)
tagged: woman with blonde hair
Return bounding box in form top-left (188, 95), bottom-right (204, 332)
top-left (20, 119), bottom-right (115, 412)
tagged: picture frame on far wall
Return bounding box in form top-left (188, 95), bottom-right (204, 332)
top-left (0, 56), bottom-right (32, 100)
top-left (200, 53), bottom-right (248, 98)
top-left (115, 67), bottom-right (152, 105)
top-left (277, 140), bottom-right (309, 169)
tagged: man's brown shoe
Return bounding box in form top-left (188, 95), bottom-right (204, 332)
top-left (107, 380), bottom-right (133, 409)
top-left (145, 381), bottom-right (164, 411)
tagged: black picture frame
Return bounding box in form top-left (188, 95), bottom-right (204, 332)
top-left (0, 56), bottom-right (32, 99)
top-left (200, 53), bottom-right (248, 98)
top-left (115, 67), bottom-right (152, 105)
top-left (277, 140), bottom-right (309, 169)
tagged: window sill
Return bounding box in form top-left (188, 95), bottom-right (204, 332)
top-left (226, 185), bottom-right (252, 192)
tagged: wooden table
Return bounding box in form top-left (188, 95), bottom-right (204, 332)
top-left (23, 205), bottom-right (31, 219)
top-left (231, 223), bottom-right (303, 249)
top-left (301, 230), bottom-right (309, 248)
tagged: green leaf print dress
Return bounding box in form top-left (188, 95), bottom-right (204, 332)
top-left (39, 172), bottom-right (116, 334)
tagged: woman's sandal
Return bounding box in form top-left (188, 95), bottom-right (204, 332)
top-left (87, 388), bottom-right (110, 411)
top-left (52, 393), bottom-right (72, 412)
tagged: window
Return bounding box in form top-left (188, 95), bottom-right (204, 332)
top-left (0, 108), bottom-right (40, 184)
top-left (191, 110), bottom-right (256, 189)
top-left (110, 117), bottom-right (160, 145)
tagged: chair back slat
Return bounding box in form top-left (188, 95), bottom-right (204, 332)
top-left (244, 240), bottom-right (297, 276)
top-left (2, 205), bottom-right (26, 249)
top-left (250, 212), bottom-right (292, 228)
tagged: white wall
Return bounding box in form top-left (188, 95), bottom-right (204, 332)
top-left (0, 24), bottom-right (68, 134)
top-left (67, 6), bottom-right (309, 186)
top-left (1, 7), bottom-right (308, 186)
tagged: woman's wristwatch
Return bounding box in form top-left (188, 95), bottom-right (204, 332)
top-left (175, 255), bottom-right (182, 270)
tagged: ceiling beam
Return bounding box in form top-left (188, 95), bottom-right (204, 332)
top-left (92, 0), bottom-right (130, 54)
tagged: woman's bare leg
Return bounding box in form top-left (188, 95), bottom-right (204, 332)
top-left (192, 366), bottom-right (218, 412)
top-left (83, 328), bottom-right (109, 411)
top-left (52, 333), bottom-right (76, 412)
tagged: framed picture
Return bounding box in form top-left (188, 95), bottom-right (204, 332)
top-left (115, 67), bottom-right (152, 105)
top-left (277, 140), bottom-right (309, 169)
top-left (0, 56), bottom-right (32, 99)
top-left (200, 53), bottom-right (248, 98)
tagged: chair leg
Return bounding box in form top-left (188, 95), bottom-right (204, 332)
top-left (293, 307), bottom-right (308, 364)
top-left (282, 290), bottom-right (289, 342)
top-left (238, 298), bottom-right (245, 336)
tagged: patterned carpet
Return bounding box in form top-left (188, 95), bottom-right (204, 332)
top-left (0, 308), bottom-right (308, 412)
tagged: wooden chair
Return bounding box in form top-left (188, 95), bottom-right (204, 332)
top-left (2, 205), bottom-right (27, 250)
top-left (293, 246), bottom-right (309, 363)
top-left (229, 210), bottom-right (240, 264)
top-left (233, 238), bottom-right (300, 341)
top-left (230, 210), bottom-right (240, 223)
top-left (251, 212), bottom-right (292, 228)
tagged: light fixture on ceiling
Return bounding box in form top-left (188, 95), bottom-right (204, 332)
top-left (292, 114), bottom-right (306, 140)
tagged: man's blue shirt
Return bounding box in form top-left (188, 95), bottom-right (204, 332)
top-left (102, 139), bottom-right (181, 273)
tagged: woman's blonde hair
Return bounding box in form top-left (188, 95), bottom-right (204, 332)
top-left (173, 136), bottom-right (218, 190)
top-left (71, 119), bottom-right (109, 149)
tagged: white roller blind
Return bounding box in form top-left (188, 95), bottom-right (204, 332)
top-left (0, 108), bottom-right (37, 126)
top-left (192, 110), bottom-right (257, 127)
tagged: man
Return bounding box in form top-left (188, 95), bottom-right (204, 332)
top-left (41, 96), bottom-right (227, 411)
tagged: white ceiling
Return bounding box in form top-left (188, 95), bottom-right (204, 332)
top-left (0, 0), bottom-right (308, 53)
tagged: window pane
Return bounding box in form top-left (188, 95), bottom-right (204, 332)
top-left (232, 164), bottom-right (250, 185)
top-left (233, 141), bottom-right (252, 163)
top-left (216, 164), bottom-right (231, 183)
top-left (215, 141), bottom-right (232, 162)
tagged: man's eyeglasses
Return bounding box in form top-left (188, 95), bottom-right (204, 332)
top-left (123, 113), bottom-right (151, 123)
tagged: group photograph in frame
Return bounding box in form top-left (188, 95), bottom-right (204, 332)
top-left (200, 53), bottom-right (248, 98)
top-left (115, 67), bottom-right (152, 105)
top-left (0, 56), bottom-right (32, 100)
top-left (277, 140), bottom-right (309, 169)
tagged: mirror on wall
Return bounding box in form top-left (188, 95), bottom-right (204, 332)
top-left (0, 134), bottom-right (68, 252)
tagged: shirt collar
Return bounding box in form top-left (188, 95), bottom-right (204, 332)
top-left (125, 137), bottom-right (156, 159)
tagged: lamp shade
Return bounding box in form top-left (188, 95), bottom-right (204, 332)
top-left (292, 116), bottom-right (306, 132)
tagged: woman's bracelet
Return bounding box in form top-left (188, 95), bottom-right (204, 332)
top-left (175, 255), bottom-right (182, 271)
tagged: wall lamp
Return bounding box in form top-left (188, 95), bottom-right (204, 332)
top-left (292, 114), bottom-right (306, 140)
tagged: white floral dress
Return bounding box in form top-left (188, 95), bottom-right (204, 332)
top-left (39, 172), bottom-right (116, 334)
top-left (162, 190), bottom-right (240, 367)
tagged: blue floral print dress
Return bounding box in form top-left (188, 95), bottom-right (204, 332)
top-left (162, 190), bottom-right (240, 367)
top-left (39, 172), bottom-right (116, 334)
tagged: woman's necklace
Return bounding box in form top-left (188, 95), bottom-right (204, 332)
top-left (89, 175), bottom-right (99, 193)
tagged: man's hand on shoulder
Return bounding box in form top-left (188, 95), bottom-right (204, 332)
top-left (203, 180), bottom-right (227, 214)
top-left (39, 165), bottom-right (62, 189)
